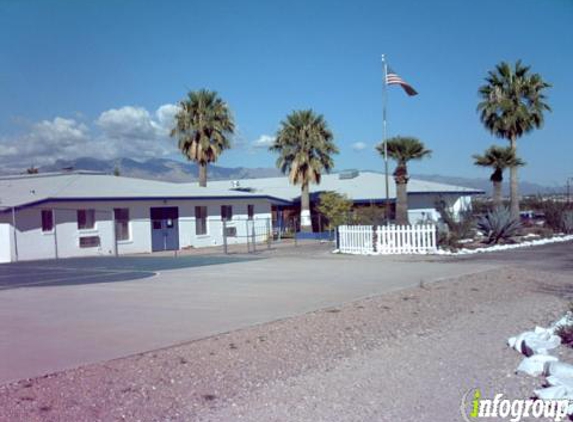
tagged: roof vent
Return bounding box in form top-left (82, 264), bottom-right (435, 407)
top-left (338, 169), bottom-right (359, 180)
top-left (231, 180), bottom-right (240, 189)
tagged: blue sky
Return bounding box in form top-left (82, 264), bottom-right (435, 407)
top-left (0, 0), bottom-right (571, 186)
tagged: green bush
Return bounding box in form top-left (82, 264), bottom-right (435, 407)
top-left (477, 207), bottom-right (522, 244)
top-left (316, 191), bottom-right (353, 230)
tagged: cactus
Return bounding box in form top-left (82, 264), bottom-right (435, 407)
top-left (477, 206), bottom-right (522, 244)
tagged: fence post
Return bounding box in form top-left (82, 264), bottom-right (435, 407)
top-left (222, 219), bottom-right (228, 254)
top-left (251, 219), bottom-right (257, 253)
top-left (245, 219), bottom-right (250, 254)
top-left (266, 218), bottom-right (271, 250)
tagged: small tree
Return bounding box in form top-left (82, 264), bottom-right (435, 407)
top-left (316, 192), bottom-right (353, 230)
top-left (171, 89), bottom-right (235, 187)
top-left (270, 109), bottom-right (338, 231)
top-left (472, 145), bottom-right (525, 208)
top-left (477, 60), bottom-right (551, 219)
top-left (376, 136), bottom-right (431, 225)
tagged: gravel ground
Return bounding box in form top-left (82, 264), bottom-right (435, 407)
top-left (0, 266), bottom-right (570, 422)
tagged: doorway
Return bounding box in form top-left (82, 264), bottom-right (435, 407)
top-left (150, 207), bottom-right (179, 252)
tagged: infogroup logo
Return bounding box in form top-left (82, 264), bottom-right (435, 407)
top-left (460, 388), bottom-right (569, 422)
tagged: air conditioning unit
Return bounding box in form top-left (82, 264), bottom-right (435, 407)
top-left (224, 227), bottom-right (237, 237)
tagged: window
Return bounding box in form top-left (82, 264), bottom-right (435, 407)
top-left (221, 205), bottom-right (233, 221)
top-left (114, 208), bottom-right (130, 241)
top-left (247, 204), bottom-right (255, 220)
top-left (41, 209), bottom-right (53, 232)
top-left (195, 206), bottom-right (208, 235)
top-left (77, 209), bottom-right (95, 230)
top-left (79, 236), bottom-right (100, 248)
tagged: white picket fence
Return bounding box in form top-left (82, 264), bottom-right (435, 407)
top-left (337, 225), bottom-right (375, 254)
top-left (338, 224), bottom-right (437, 255)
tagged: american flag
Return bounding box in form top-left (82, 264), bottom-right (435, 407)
top-left (386, 66), bottom-right (418, 96)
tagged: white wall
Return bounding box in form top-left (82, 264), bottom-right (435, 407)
top-left (0, 223), bottom-right (12, 263)
top-left (407, 193), bottom-right (473, 224)
top-left (0, 198), bottom-right (273, 262)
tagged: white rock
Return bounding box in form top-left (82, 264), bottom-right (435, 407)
top-left (437, 234), bottom-right (573, 255)
top-left (508, 327), bottom-right (561, 356)
top-left (516, 354), bottom-right (558, 377)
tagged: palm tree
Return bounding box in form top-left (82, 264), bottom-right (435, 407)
top-left (473, 145), bottom-right (525, 208)
top-left (376, 136), bottom-right (431, 225)
top-left (171, 89), bottom-right (235, 187)
top-left (477, 60), bottom-right (551, 219)
top-left (270, 109), bottom-right (338, 232)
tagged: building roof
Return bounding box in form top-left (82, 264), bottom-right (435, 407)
top-left (204, 171), bottom-right (484, 203)
top-left (0, 172), bottom-right (290, 211)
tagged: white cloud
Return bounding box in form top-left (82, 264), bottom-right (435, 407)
top-left (0, 104), bottom-right (181, 173)
top-left (97, 106), bottom-right (158, 140)
top-left (252, 134), bottom-right (275, 149)
top-left (94, 104), bottom-right (180, 159)
top-left (155, 104), bottom-right (180, 136)
top-left (352, 141), bottom-right (367, 152)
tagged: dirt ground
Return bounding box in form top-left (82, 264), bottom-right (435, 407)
top-left (0, 262), bottom-right (571, 421)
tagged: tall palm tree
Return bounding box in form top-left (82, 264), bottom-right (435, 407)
top-left (473, 145), bottom-right (525, 208)
top-left (477, 60), bottom-right (551, 219)
top-left (170, 89), bottom-right (235, 187)
top-left (376, 136), bottom-right (431, 225)
top-left (270, 109), bottom-right (338, 232)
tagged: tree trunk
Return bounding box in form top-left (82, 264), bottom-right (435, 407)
top-left (395, 180), bottom-right (409, 225)
top-left (492, 180), bottom-right (502, 208)
top-left (199, 163), bottom-right (207, 187)
top-left (509, 137), bottom-right (519, 220)
top-left (300, 182), bottom-right (312, 232)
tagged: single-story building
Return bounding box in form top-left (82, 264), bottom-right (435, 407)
top-left (206, 170), bottom-right (484, 231)
top-left (0, 171), bottom-right (288, 263)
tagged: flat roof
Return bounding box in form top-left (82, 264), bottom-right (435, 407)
top-left (204, 171), bottom-right (484, 202)
top-left (0, 172), bottom-right (290, 211)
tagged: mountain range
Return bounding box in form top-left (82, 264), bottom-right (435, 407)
top-left (6, 156), bottom-right (563, 196)
top-left (36, 157), bottom-right (281, 183)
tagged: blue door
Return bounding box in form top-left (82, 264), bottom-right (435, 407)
top-left (150, 207), bottom-right (179, 252)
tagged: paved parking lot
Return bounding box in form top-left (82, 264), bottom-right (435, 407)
top-left (0, 255), bottom-right (255, 290)
top-left (0, 249), bottom-right (497, 384)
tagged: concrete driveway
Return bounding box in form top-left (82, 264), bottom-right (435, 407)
top-left (0, 249), bottom-right (497, 384)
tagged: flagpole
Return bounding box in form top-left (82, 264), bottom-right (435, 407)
top-left (382, 54), bottom-right (390, 225)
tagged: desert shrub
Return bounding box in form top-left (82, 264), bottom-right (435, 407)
top-left (542, 201), bottom-right (573, 233)
top-left (563, 212), bottom-right (573, 234)
top-left (477, 207), bottom-right (522, 244)
top-left (520, 195), bottom-right (546, 212)
top-left (435, 200), bottom-right (475, 239)
top-left (352, 205), bottom-right (387, 226)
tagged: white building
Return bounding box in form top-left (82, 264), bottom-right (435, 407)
top-left (207, 170), bottom-right (483, 227)
top-left (0, 172), bottom-right (287, 263)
